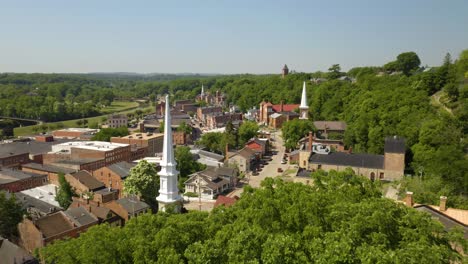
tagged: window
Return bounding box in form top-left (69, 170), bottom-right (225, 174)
top-left (317, 164), bottom-right (322, 170)
top-left (379, 172), bottom-right (384, 179)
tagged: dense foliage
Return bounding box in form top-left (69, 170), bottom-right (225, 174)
top-left (91, 127), bottom-right (129, 142)
top-left (175, 146), bottom-right (207, 190)
top-left (39, 171), bottom-right (466, 263)
top-left (55, 173), bottom-right (74, 209)
top-left (123, 160), bottom-right (159, 209)
top-left (0, 191), bottom-right (26, 239)
top-left (281, 119), bottom-right (316, 150)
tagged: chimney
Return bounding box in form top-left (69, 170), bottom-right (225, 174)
top-left (404, 192), bottom-right (413, 207)
top-left (308, 131), bottom-right (313, 152)
top-left (439, 196), bottom-right (447, 212)
top-left (280, 100), bottom-right (284, 112)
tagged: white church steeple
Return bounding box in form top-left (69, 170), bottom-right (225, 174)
top-left (299, 81), bottom-right (309, 119)
top-left (201, 84), bottom-right (205, 97)
top-left (156, 94), bottom-right (182, 212)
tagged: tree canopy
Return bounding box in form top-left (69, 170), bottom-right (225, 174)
top-left (281, 119), bottom-right (315, 150)
top-left (123, 160), bottom-right (159, 208)
top-left (39, 171), bottom-right (466, 263)
top-left (91, 127), bottom-right (129, 142)
top-left (0, 191), bottom-right (25, 240)
top-left (55, 172), bottom-right (74, 209)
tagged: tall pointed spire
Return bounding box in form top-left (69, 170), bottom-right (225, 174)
top-left (299, 81), bottom-right (309, 119)
top-left (156, 94), bottom-right (181, 212)
top-left (201, 84), bottom-right (205, 97)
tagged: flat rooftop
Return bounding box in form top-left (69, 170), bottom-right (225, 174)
top-left (0, 169), bottom-right (45, 184)
top-left (0, 138), bottom-right (76, 158)
top-left (20, 184), bottom-right (61, 208)
top-left (118, 133), bottom-right (164, 140)
top-left (55, 128), bottom-right (99, 133)
top-left (51, 141), bottom-right (129, 152)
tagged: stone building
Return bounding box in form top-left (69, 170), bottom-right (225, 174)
top-left (298, 136), bottom-right (406, 181)
top-left (104, 114), bottom-right (128, 128)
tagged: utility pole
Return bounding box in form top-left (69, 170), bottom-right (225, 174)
top-left (198, 173), bottom-right (202, 211)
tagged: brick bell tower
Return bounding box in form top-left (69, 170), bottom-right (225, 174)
top-left (282, 64), bottom-right (289, 79)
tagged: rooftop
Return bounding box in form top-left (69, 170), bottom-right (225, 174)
top-left (69, 171), bottom-right (105, 191)
top-left (34, 212), bottom-right (74, 238)
top-left (0, 236), bottom-right (37, 264)
top-left (55, 128), bottom-right (99, 133)
top-left (313, 121), bottom-right (347, 131)
top-left (214, 195), bottom-right (239, 208)
top-left (309, 152), bottom-right (384, 169)
top-left (0, 169), bottom-right (45, 185)
top-left (51, 141), bottom-right (129, 152)
top-left (0, 138), bottom-right (76, 158)
top-left (21, 163), bottom-right (76, 174)
top-left (21, 184), bottom-right (61, 208)
top-left (6, 192), bottom-right (60, 216)
top-left (384, 136), bottom-right (406, 154)
top-left (64, 207), bottom-right (99, 227)
top-left (271, 104), bottom-right (299, 113)
top-left (117, 132), bottom-right (164, 140)
top-left (107, 161), bottom-right (135, 179)
top-left (116, 197), bottom-right (149, 213)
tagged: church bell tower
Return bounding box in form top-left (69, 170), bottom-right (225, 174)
top-left (299, 81), bottom-right (309, 120)
top-left (156, 94), bottom-right (182, 212)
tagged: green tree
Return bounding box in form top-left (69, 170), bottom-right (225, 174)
top-left (91, 127), bottom-right (129, 142)
top-left (328, 64), bottom-right (343, 79)
top-left (124, 160), bottom-right (159, 208)
top-left (238, 121), bottom-right (259, 146)
top-left (396, 51), bottom-right (421, 75)
top-left (55, 173), bottom-right (74, 209)
top-left (281, 119), bottom-right (315, 150)
top-left (177, 121), bottom-right (192, 134)
top-left (0, 191), bottom-right (26, 239)
top-left (175, 146), bottom-right (205, 179)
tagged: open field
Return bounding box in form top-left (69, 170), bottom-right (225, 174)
top-left (13, 101), bottom-right (149, 136)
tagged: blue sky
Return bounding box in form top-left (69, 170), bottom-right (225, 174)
top-left (1, 0), bottom-right (467, 73)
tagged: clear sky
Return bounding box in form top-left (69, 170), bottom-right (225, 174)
top-left (1, 0), bottom-right (467, 74)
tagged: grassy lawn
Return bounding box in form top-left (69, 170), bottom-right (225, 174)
top-left (14, 101), bottom-right (146, 137)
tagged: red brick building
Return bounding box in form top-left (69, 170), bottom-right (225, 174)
top-left (92, 162), bottom-right (135, 198)
top-left (21, 163), bottom-right (75, 185)
top-left (0, 169), bottom-right (47, 192)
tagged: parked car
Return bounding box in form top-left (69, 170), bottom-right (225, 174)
top-left (277, 168), bottom-right (283, 173)
top-left (252, 171), bottom-right (259, 176)
top-left (281, 160), bottom-right (287, 164)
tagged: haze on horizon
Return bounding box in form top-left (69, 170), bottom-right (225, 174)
top-left (1, 0), bottom-right (467, 74)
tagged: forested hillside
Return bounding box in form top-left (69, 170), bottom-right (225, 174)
top-left (39, 172), bottom-right (467, 263)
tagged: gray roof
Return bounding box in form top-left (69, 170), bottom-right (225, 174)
top-left (69, 171), bottom-right (105, 191)
top-left (21, 163), bottom-right (76, 174)
top-left (309, 152), bottom-right (384, 169)
top-left (384, 136), bottom-right (406, 154)
top-left (0, 138), bottom-right (75, 158)
top-left (0, 236), bottom-right (37, 264)
top-left (0, 169), bottom-right (45, 184)
top-left (6, 192), bottom-right (60, 216)
top-left (53, 158), bottom-right (102, 165)
top-left (107, 162), bottom-right (135, 179)
top-left (414, 205), bottom-right (468, 239)
top-left (296, 168), bottom-right (312, 177)
top-left (313, 121), bottom-right (347, 131)
top-left (191, 149), bottom-right (224, 161)
top-left (116, 197), bottom-right (149, 213)
top-left (64, 207), bottom-right (99, 227)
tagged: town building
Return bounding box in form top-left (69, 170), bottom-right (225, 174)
top-left (20, 184), bottom-right (61, 209)
top-left (214, 195), bottom-right (239, 208)
top-left (0, 236), bottom-right (38, 264)
top-left (259, 100), bottom-right (300, 126)
top-left (111, 132), bottom-right (164, 157)
top-left (45, 158), bottom-right (106, 173)
top-left (104, 114), bottom-right (128, 128)
top-left (92, 161), bottom-right (135, 198)
top-left (65, 170), bottom-right (105, 196)
top-left (105, 196), bottom-right (149, 222)
top-left (156, 95), bottom-right (182, 212)
top-left (21, 163), bottom-right (75, 185)
top-left (46, 141), bottom-right (131, 167)
top-left (184, 167), bottom-right (237, 199)
top-left (190, 148), bottom-right (225, 167)
top-left (298, 136), bottom-right (406, 181)
top-left (197, 106), bottom-right (223, 126)
top-left (227, 147), bottom-right (258, 173)
top-left (18, 207), bottom-right (99, 253)
top-left (52, 128), bottom-right (99, 140)
top-left (6, 191), bottom-right (60, 220)
top-left (70, 197), bottom-right (122, 226)
top-left (0, 169), bottom-right (47, 193)
top-left (313, 121), bottom-right (347, 139)
top-left (205, 112), bottom-right (243, 129)
top-left (245, 138), bottom-right (268, 156)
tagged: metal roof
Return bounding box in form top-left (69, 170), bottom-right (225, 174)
top-left (309, 152), bottom-right (384, 169)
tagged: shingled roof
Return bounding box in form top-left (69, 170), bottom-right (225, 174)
top-left (69, 171), bottom-right (105, 191)
top-left (384, 136), bottom-right (406, 154)
top-left (107, 162), bottom-right (134, 179)
top-left (309, 152), bottom-right (384, 169)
